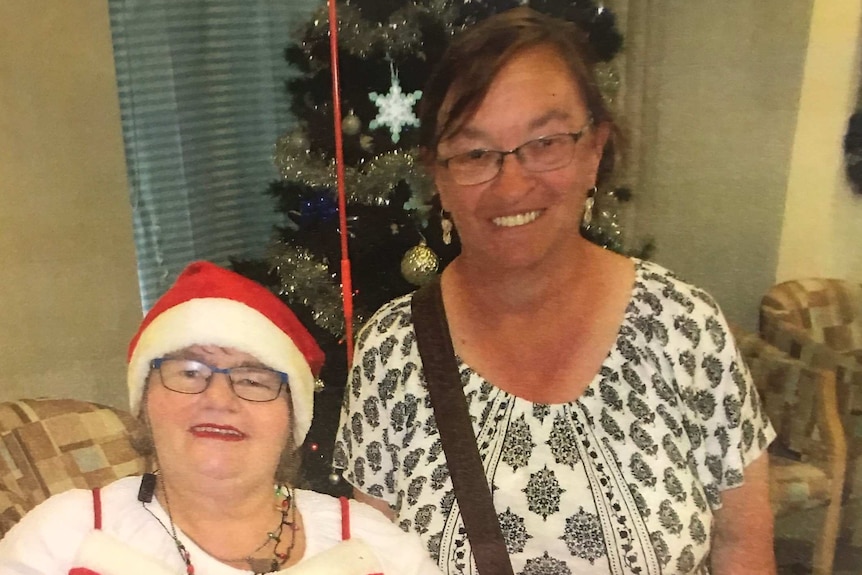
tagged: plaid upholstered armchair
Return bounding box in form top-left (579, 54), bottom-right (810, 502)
top-left (760, 278), bottom-right (862, 411)
top-left (731, 326), bottom-right (846, 575)
top-left (0, 398), bottom-right (147, 538)
top-left (760, 278), bottom-right (862, 547)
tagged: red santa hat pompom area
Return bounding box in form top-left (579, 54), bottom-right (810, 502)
top-left (127, 261), bottom-right (324, 443)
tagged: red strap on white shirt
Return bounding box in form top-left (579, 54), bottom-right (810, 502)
top-left (339, 496), bottom-right (351, 540)
top-left (92, 488), bottom-right (102, 530)
top-left (67, 489), bottom-right (103, 574)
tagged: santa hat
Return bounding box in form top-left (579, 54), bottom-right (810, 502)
top-left (127, 261), bottom-right (324, 443)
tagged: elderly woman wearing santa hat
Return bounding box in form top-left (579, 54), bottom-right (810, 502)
top-left (0, 261), bottom-right (441, 575)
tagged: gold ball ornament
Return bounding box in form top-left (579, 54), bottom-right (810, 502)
top-left (342, 112), bottom-right (362, 136)
top-left (400, 241), bottom-right (440, 286)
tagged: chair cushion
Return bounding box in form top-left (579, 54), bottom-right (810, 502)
top-left (769, 454), bottom-right (833, 514)
top-left (0, 486), bottom-right (29, 536)
top-left (0, 398), bottom-right (146, 512)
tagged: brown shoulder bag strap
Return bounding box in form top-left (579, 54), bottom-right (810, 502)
top-left (411, 278), bottom-right (514, 575)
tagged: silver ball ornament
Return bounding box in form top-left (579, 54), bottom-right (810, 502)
top-left (401, 241), bottom-right (440, 286)
top-left (328, 472), bottom-right (342, 485)
top-left (342, 113), bottom-right (362, 136)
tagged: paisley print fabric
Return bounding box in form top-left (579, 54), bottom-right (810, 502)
top-left (334, 259), bottom-right (775, 574)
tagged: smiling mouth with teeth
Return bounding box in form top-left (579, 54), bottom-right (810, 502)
top-left (492, 210), bottom-right (542, 227)
top-left (190, 425), bottom-right (246, 441)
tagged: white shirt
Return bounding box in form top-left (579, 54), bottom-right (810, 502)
top-left (0, 475), bottom-right (442, 575)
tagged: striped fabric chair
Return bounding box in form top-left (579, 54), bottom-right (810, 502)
top-left (0, 398), bottom-right (147, 537)
top-left (732, 326), bottom-right (846, 575)
top-left (760, 278), bottom-right (862, 547)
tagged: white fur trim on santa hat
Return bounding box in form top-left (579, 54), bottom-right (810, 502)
top-left (127, 297), bottom-right (315, 443)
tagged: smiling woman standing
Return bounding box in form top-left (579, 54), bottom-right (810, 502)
top-left (335, 7), bottom-right (778, 575)
top-left (0, 261), bottom-right (442, 575)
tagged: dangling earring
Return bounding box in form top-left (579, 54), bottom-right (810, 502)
top-left (581, 186), bottom-right (597, 228)
top-left (441, 210), bottom-right (453, 245)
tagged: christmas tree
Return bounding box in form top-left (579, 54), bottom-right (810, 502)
top-left (233, 0), bottom-right (631, 495)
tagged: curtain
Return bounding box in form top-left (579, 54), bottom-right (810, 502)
top-left (617, 0), bottom-right (653, 199)
top-left (108, 0), bottom-right (317, 310)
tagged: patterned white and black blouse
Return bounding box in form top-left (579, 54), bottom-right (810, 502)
top-left (333, 259), bottom-right (775, 575)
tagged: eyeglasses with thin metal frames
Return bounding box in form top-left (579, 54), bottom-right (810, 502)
top-left (437, 118), bottom-right (594, 186)
top-left (149, 357), bottom-right (289, 402)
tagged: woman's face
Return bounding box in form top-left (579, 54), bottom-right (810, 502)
top-left (145, 344), bottom-right (292, 484)
top-left (434, 45), bottom-right (609, 271)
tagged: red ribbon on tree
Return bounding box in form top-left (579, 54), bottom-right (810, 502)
top-left (327, 0), bottom-right (355, 365)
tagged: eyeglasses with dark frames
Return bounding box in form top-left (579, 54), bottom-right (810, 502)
top-left (150, 357), bottom-right (288, 402)
top-left (437, 118), bottom-right (593, 186)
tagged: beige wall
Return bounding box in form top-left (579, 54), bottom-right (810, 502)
top-left (632, 1), bottom-right (814, 330)
top-left (0, 0), bottom-right (141, 408)
top-left (632, 0), bottom-right (862, 329)
top-left (777, 0), bottom-right (862, 282)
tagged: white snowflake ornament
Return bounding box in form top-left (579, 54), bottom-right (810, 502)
top-left (369, 66), bottom-right (422, 144)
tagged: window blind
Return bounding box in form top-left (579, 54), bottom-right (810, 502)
top-left (108, 0), bottom-right (318, 310)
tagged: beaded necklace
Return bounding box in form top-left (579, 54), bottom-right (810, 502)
top-left (142, 482), bottom-right (297, 574)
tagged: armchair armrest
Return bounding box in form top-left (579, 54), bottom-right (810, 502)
top-left (0, 398), bottom-right (147, 538)
top-left (760, 314), bottom-right (862, 420)
top-left (813, 369), bottom-right (847, 493)
top-left (732, 323), bottom-right (845, 469)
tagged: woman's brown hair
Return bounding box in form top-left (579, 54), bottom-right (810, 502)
top-left (418, 6), bottom-right (618, 179)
